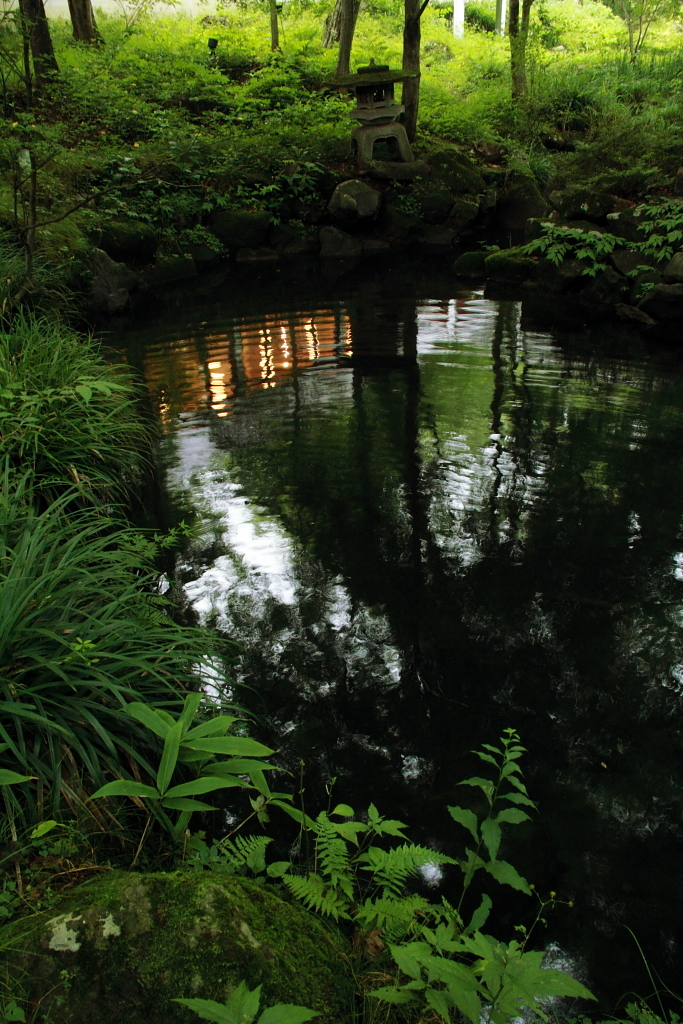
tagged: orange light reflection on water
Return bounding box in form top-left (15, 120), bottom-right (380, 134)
top-left (143, 311), bottom-right (351, 422)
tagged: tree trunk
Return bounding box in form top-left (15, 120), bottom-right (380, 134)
top-left (495, 0), bottom-right (506, 36)
top-left (323, 0), bottom-right (342, 47)
top-left (452, 0), bottom-right (464, 38)
top-left (67, 0), bottom-right (102, 43)
top-left (508, 0), bottom-right (533, 98)
top-left (19, 0), bottom-right (58, 87)
top-left (335, 0), bottom-right (359, 77)
top-left (402, 0), bottom-right (421, 142)
top-left (269, 0), bottom-right (279, 50)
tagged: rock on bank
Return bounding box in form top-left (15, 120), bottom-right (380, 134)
top-left (0, 871), bottom-right (353, 1024)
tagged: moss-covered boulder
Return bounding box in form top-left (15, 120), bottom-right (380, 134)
top-left (376, 205), bottom-right (424, 246)
top-left (548, 188), bottom-right (631, 223)
top-left (0, 871), bottom-right (353, 1024)
top-left (98, 220), bottom-right (158, 264)
top-left (413, 184), bottom-right (455, 224)
top-left (445, 197), bottom-right (480, 234)
top-left (484, 247), bottom-right (537, 284)
top-left (209, 209), bottom-right (272, 250)
top-left (426, 148), bottom-right (486, 195)
top-left (496, 174), bottom-right (549, 231)
top-left (452, 250), bottom-right (487, 277)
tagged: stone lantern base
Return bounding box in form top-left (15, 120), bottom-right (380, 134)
top-left (352, 122), bottom-right (415, 170)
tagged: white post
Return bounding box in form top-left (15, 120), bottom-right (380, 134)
top-left (453, 0), bottom-right (465, 37)
top-left (495, 0), bottom-right (506, 35)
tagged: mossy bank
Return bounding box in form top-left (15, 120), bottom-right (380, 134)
top-left (0, 871), bottom-right (354, 1024)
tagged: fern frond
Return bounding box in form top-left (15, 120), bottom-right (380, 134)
top-left (357, 894), bottom-right (430, 940)
top-left (314, 812), bottom-right (354, 899)
top-left (358, 844), bottom-right (456, 897)
top-left (216, 834), bottom-right (272, 874)
top-left (283, 873), bottom-right (351, 920)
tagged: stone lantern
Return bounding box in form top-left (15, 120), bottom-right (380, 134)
top-left (332, 59), bottom-right (417, 172)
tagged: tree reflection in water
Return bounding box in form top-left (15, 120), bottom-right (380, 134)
top-left (119, 264), bottom-right (683, 1009)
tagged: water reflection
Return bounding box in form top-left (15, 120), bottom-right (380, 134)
top-left (119, 267), bottom-right (683, 1008)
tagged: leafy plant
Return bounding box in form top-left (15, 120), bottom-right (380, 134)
top-left (89, 691), bottom-right (280, 841)
top-left (520, 223), bottom-right (623, 276)
top-left (0, 314), bottom-right (148, 505)
top-left (369, 732), bottom-right (596, 1022)
top-left (635, 198), bottom-right (683, 263)
top-left (186, 832), bottom-right (291, 878)
top-left (282, 800), bottom-right (454, 940)
top-left (174, 980), bottom-right (318, 1024)
top-left (0, 478), bottom-right (231, 825)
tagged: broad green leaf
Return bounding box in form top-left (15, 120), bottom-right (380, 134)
top-left (266, 861), bottom-right (292, 878)
top-left (224, 981), bottom-right (262, 1024)
top-left (269, 800), bottom-right (316, 829)
top-left (480, 818), bottom-right (501, 861)
top-left (164, 777), bottom-right (243, 799)
top-left (161, 797), bottom-right (218, 812)
top-left (179, 693), bottom-right (202, 733)
top-left (425, 987), bottom-right (454, 1022)
top-left (89, 781), bottom-right (159, 800)
top-left (493, 808), bottom-right (531, 826)
top-left (74, 384), bottom-right (92, 402)
top-left (157, 720), bottom-right (182, 796)
top-left (249, 770), bottom-right (271, 798)
top-left (30, 820), bottom-right (58, 839)
top-left (182, 737), bottom-right (274, 758)
top-left (201, 759), bottom-right (276, 775)
top-left (330, 803), bottom-right (354, 817)
top-left (332, 821), bottom-right (367, 844)
top-left (172, 999), bottom-right (229, 1024)
top-left (369, 986), bottom-right (416, 1004)
top-left (532, 968), bottom-right (596, 1000)
top-left (458, 777), bottom-right (494, 803)
top-left (184, 716), bottom-right (239, 741)
top-left (258, 1005), bottom-right (319, 1024)
top-left (389, 942), bottom-right (423, 981)
top-left (463, 894), bottom-right (492, 936)
top-left (0, 769), bottom-right (33, 785)
top-left (443, 982), bottom-right (481, 1024)
top-left (485, 859), bottom-right (531, 894)
top-left (448, 805), bottom-right (479, 843)
top-left (475, 752), bottom-right (498, 767)
top-left (127, 702), bottom-right (170, 739)
top-left (374, 819), bottom-right (408, 837)
top-left (501, 791), bottom-right (536, 808)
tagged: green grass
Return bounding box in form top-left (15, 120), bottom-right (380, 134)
top-left (0, 313), bottom-right (149, 506)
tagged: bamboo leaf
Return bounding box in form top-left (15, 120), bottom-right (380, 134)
top-left (161, 797), bottom-right (218, 811)
top-left (157, 720), bottom-right (182, 796)
top-left (89, 781), bottom-right (159, 800)
top-left (164, 777), bottom-right (243, 799)
top-left (182, 737), bottom-right (274, 758)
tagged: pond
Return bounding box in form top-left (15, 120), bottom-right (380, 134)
top-left (114, 257), bottom-right (683, 1009)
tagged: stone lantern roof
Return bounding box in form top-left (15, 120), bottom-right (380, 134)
top-left (330, 58), bottom-right (416, 88)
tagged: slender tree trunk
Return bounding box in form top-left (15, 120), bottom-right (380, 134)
top-left (67, 0), bottom-right (102, 44)
top-left (495, 0), bottom-right (506, 35)
top-left (269, 0), bottom-right (279, 50)
top-left (19, 0), bottom-right (58, 87)
top-left (19, 7), bottom-right (33, 109)
top-left (323, 0), bottom-right (342, 47)
top-left (335, 0), bottom-right (359, 77)
top-left (452, 0), bottom-right (464, 38)
top-left (402, 0), bottom-right (422, 142)
top-left (508, 0), bottom-right (532, 98)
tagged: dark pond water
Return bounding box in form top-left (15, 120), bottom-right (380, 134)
top-left (114, 258), bottom-right (683, 1010)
